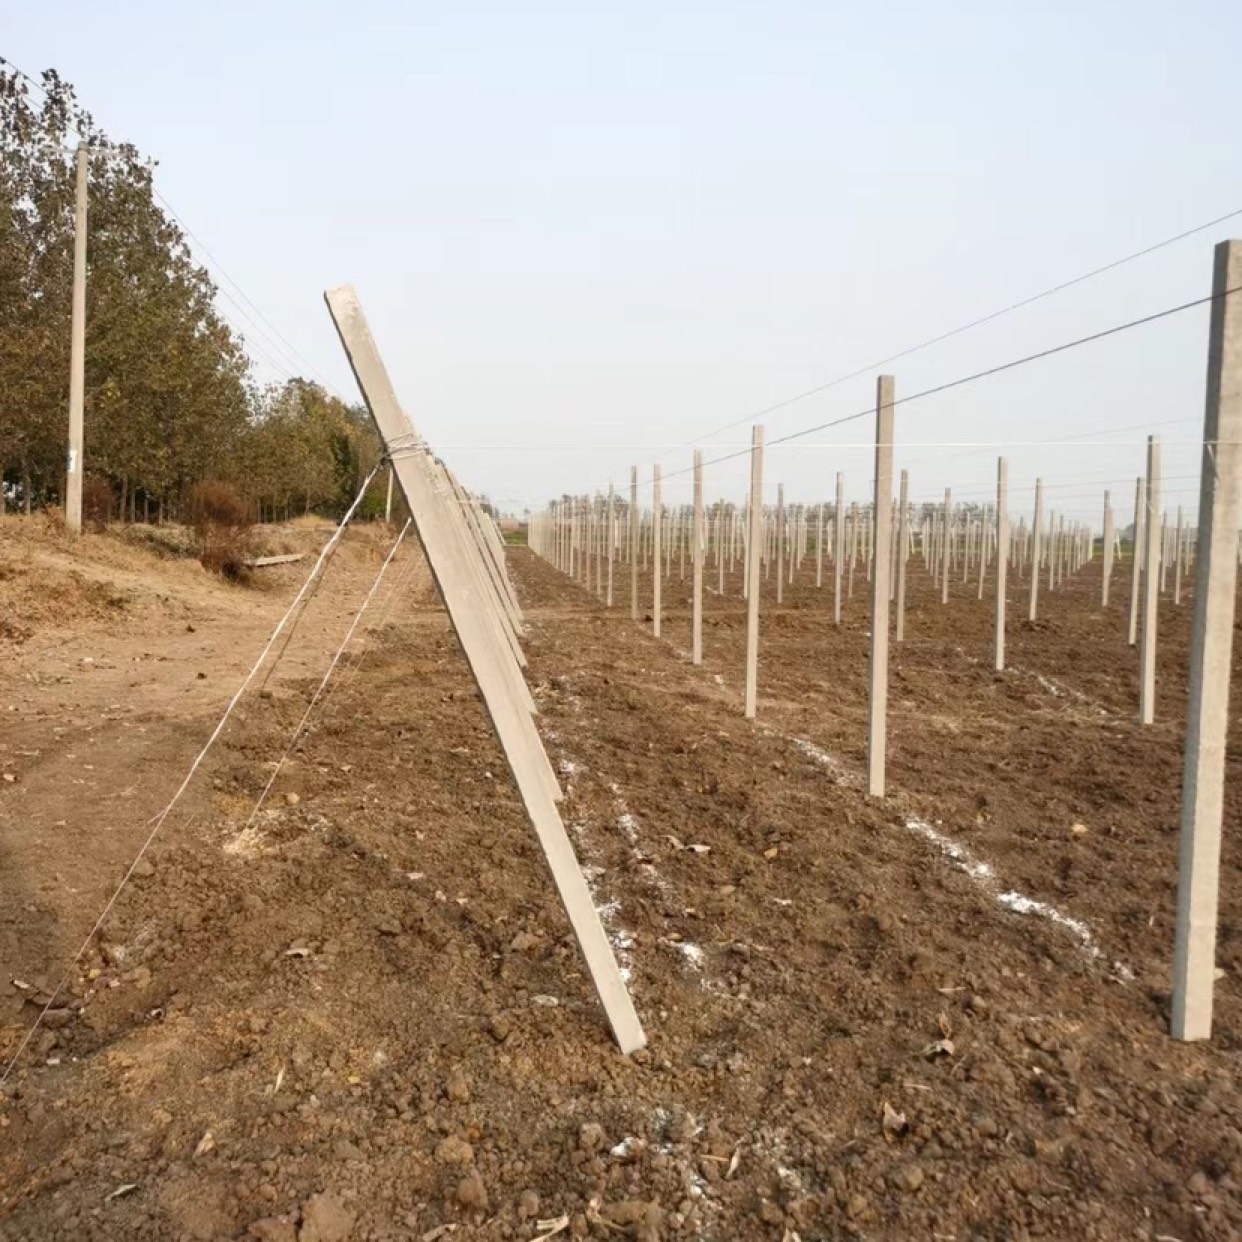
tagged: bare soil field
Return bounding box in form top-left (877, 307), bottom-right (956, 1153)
top-left (0, 520), bottom-right (1239, 1241)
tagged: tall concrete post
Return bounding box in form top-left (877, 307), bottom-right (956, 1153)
top-left (1174, 504), bottom-right (1185, 605)
top-left (652, 466), bottom-right (662, 637)
top-left (940, 489), bottom-right (952, 605)
top-left (1102, 491), bottom-right (1114, 607)
top-left (896, 469), bottom-right (910, 642)
top-left (815, 502), bottom-right (825, 588)
top-left (775, 483), bottom-right (785, 606)
top-left (867, 378), bottom-right (895, 796)
top-left (994, 458), bottom-right (1009, 671)
top-left (692, 450), bottom-right (704, 665)
top-left (1128, 476), bottom-right (1145, 645)
top-left (744, 426), bottom-right (765, 719)
top-left (1172, 240), bottom-right (1242, 1041)
top-left (605, 484), bottom-right (615, 607)
top-left (1139, 436), bottom-right (1162, 724)
top-left (629, 467), bottom-right (639, 621)
top-left (1028, 479), bottom-right (1044, 622)
top-left (833, 472), bottom-right (845, 624)
top-left (65, 141), bottom-right (88, 536)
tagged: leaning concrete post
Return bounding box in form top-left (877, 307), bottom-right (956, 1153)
top-left (1028, 479), bottom-right (1044, 621)
top-left (692, 450), bottom-right (704, 664)
top-left (1139, 436), bottom-right (1162, 724)
top-left (867, 377), bottom-right (895, 797)
top-left (1102, 491), bottom-right (1114, 607)
top-left (324, 287), bottom-right (643, 1053)
top-left (896, 469), bottom-right (910, 642)
top-left (994, 458), bottom-right (1009, 670)
top-left (1172, 240), bottom-right (1242, 1042)
top-left (1128, 476), bottom-right (1145, 645)
top-left (744, 426), bottom-right (765, 718)
top-left (833, 472), bottom-right (845, 624)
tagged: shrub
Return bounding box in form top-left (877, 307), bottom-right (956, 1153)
top-left (188, 481), bottom-right (256, 580)
top-left (81, 476), bottom-right (113, 531)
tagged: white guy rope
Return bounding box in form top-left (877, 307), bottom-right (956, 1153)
top-left (230, 518), bottom-right (412, 845)
top-left (0, 463), bottom-right (383, 1084)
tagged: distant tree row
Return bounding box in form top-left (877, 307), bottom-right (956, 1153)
top-left (0, 67), bottom-right (383, 523)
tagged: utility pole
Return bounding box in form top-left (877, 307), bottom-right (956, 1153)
top-left (65, 141), bottom-right (88, 536)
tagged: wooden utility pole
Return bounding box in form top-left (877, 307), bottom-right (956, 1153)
top-left (1172, 240), bottom-right (1242, 1041)
top-left (65, 141), bottom-right (88, 536)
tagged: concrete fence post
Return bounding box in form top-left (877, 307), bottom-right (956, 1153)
top-left (834, 472), bottom-right (845, 624)
top-left (896, 469), bottom-right (910, 642)
top-left (1139, 436), bottom-right (1162, 724)
top-left (652, 466), bottom-right (662, 638)
top-left (744, 426), bottom-right (765, 718)
top-left (994, 457), bottom-right (1009, 671)
top-left (1128, 476), bottom-right (1145, 646)
top-left (1028, 479), bottom-right (1044, 622)
top-left (1102, 490), bottom-right (1114, 607)
top-left (1172, 239), bottom-right (1242, 1042)
top-left (867, 377), bottom-right (895, 797)
top-left (692, 450), bottom-right (704, 665)
top-left (629, 467), bottom-right (639, 620)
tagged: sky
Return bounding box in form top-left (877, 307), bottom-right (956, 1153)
top-left (5, 2), bottom-right (1241, 520)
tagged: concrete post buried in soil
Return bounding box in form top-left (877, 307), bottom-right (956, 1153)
top-left (867, 377), bottom-right (895, 797)
top-left (744, 426), bottom-right (765, 719)
top-left (1172, 240), bottom-right (1242, 1042)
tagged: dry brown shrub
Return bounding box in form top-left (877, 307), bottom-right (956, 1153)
top-left (188, 482), bottom-right (256, 580)
top-left (81, 476), bottom-right (113, 531)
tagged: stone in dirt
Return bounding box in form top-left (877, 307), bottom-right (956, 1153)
top-left (517, 1189), bottom-right (540, 1219)
top-left (445, 1066), bottom-right (470, 1103)
top-left (579, 1121), bottom-right (607, 1153)
top-left (455, 1173), bottom-right (488, 1211)
top-left (249, 1217), bottom-right (298, 1242)
top-left (298, 1192), bottom-right (354, 1242)
top-left (434, 1135), bottom-right (474, 1165)
top-left (889, 1162), bottom-right (925, 1193)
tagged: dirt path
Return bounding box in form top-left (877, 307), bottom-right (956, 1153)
top-left (0, 532), bottom-right (1238, 1241)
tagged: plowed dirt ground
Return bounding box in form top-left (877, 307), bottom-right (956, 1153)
top-left (0, 518), bottom-right (1238, 1241)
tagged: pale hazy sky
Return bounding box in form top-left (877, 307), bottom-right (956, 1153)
top-left (6, 2), bottom-right (1240, 520)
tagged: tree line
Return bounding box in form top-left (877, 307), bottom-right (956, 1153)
top-left (0, 66), bottom-right (383, 523)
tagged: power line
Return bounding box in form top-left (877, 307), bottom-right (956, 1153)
top-left (672, 205), bottom-right (1242, 454)
top-left (655, 285), bottom-right (1239, 486)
